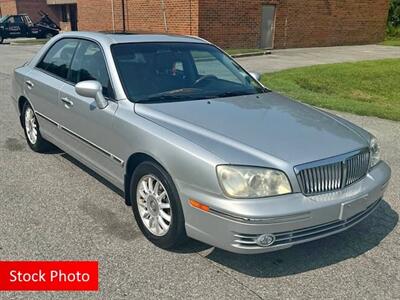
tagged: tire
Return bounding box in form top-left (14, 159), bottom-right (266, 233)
top-left (130, 161), bottom-right (188, 249)
top-left (0, 36), bottom-right (4, 44)
top-left (21, 102), bottom-right (52, 153)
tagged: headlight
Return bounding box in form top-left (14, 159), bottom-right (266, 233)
top-left (216, 165), bottom-right (292, 198)
top-left (369, 137), bottom-right (381, 168)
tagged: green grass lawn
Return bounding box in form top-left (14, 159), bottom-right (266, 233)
top-left (261, 59), bottom-right (400, 121)
top-left (381, 38), bottom-right (400, 46)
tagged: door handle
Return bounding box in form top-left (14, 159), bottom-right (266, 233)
top-left (61, 97), bottom-right (74, 107)
top-left (25, 80), bottom-right (34, 89)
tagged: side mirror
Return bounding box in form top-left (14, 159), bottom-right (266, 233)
top-left (249, 72), bottom-right (261, 81)
top-left (75, 80), bottom-right (108, 109)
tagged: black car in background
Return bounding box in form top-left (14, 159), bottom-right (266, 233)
top-left (0, 12), bottom-right (60, 44)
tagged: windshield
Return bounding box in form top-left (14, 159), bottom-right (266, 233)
top-left (0, 16), bottom-right (9, 23)
top-left (111, 42), bottom-right (267, 103)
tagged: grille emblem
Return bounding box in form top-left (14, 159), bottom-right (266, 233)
top-left (256, 234), bottom-right (276, 247)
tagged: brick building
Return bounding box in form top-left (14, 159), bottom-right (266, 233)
top-left (1, 0), bottom-right (391, 49)
top-left (77, 0), bottom-right (390, 49)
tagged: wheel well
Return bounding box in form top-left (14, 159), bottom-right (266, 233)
top-left (17, 96), bottom-right (28, 126)
top-left (18, 96), bottom-right (28, 114)
top-left (124, 153), bottom-right (158, 206)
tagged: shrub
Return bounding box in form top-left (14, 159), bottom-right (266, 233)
top-left (387, 24), bottom-right (400, 38)
top-left (388, 0), bottom-right (400, 27)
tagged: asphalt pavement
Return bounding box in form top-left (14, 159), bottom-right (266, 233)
top-left (0, 44), bottom-right (399, 299)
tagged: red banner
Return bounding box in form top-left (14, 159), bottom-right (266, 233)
top-left (0, 261), bottom-right (98, 291)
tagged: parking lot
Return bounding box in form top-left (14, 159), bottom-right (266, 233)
top-left (0, 44), bottom-right (399, 299)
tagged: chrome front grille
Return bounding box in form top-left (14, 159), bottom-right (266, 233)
top-left (295, 150), bottom-right (370, 195)
top-left (345, 151), bottom-right (370, 186)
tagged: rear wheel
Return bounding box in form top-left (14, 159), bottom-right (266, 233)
top-left (22, 102), bottom-right (52, 153)
top-left (130, 161), bottom-right (188, 249)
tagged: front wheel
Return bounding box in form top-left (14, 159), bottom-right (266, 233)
top-left (130, 161), bottom-right (188, 249)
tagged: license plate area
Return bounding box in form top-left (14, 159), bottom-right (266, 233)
top-left (339, 195), bottom-right (368, 220)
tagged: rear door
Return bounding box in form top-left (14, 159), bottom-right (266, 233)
top-left (25, 38), bottom-right (78, 138)
top-left (57, 39), bottom-right (121, 186)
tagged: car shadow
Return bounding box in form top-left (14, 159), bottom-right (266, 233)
top-left (203, 200), bottom-right (398, 277)
top-left (170, 239), bottom-right (214, 253)
top-left (60, 152), bottom-right (125, 199)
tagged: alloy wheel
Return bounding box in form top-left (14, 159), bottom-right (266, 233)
top-left (25, 107), bottom-right (38, 145)
top-left (136, 175), bottom-right (172, 236)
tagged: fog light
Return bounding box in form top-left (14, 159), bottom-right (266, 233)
top-left (256, 234), bottom-right (276, 247)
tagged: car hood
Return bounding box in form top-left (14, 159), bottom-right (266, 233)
top-left (134, 92), bottom-right (369, 166)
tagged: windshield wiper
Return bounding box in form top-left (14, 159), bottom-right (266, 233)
top-left (136, 88), bottom-right (268, 103)
top-left (137, 95), bottom-right (190, 103)
top-left (213, 90), bottom-right (257, 98)
top-left (136, 88), bottom-right (204, 103)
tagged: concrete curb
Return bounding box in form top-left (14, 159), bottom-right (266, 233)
top-left (231, 50), bottom-right (272, 58)
top-left (10, 42), bottom-right (46, 46)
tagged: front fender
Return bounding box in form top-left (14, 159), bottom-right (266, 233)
top-left (112, 101), bottom-right (226, 202)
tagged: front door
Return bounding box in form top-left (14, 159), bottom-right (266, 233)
top-left (260, 5), bottom-right (276, 49)
top-left (57, 39), bottom-right (122, 186)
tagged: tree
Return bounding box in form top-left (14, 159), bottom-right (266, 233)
top-left (388, 0), bottom-right (400, 27)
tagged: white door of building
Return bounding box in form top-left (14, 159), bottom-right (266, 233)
top-left (261, 5), bottom-right (276, 49)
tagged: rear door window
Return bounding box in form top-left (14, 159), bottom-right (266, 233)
top-left (37, 38), bottom-right (79, 80)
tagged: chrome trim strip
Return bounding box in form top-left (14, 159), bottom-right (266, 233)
top-left (36, 111), bottom-right (124, 167)
top-left (61, 126), bottom-right (111, 157)
top-left (111, 155), bottom-right (124, 165)
top-left (381, 179), bottom-right (390, 191)
top-left (274, 198), bottom-right (381, 244)
top-left (209, 207), bottom-right (311, 224)
top-left (36, 111), bottom-right (58, 127)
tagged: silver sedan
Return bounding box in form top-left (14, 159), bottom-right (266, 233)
top-left (11, 32), bottom-right (391, 254)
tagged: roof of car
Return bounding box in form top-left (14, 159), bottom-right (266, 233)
top-left (58, 31), bottom-right (209, 45)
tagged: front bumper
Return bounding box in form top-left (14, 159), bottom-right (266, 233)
top-left (179, 161), bottom-right (391, 254)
